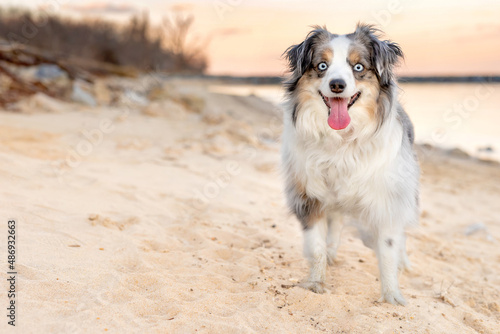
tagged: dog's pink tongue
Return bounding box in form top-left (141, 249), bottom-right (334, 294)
top-left (327, 98), bottom-right (350, 130)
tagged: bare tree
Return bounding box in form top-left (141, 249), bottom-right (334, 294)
top-left (162, 14), bottom-right (208, 73)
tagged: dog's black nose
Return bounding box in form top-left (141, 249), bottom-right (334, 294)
top-left (329, 79), bottom-right (346, 93)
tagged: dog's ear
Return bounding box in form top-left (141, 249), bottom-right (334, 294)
top-left (372, 38), bottom-right (403, 86)
top-left (284, 39), bottom-right (312, 77)
top-left (283, 27), bottom-right (329, 92)
top-left (355, 24), bottom-right (403, 87)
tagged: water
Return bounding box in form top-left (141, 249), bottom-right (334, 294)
top-left (209, 83), bottom-right (500, 162)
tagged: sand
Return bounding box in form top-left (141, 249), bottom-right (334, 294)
top-left (0, 78), bottom-right (499, 333)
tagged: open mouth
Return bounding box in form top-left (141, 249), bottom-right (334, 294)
top-left (319, 91), bottom-right (361, 130)
top-left (319, 91), bottom-right (361, 113)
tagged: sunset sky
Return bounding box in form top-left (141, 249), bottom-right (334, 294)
top-left (3, 0), bottom-right (500, 76)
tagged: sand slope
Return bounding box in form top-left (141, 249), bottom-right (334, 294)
top-left (0, 79), bottom-right (499, 333)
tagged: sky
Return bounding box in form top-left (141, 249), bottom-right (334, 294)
top-left (2, 0), bottom-right (500, 76)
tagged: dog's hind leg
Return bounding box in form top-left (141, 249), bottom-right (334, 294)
top-left (326, 212), bottom-right (343, 265)
top-left (301, 218), bottom-right (328, 293)
top-left (375, 225), bottom-right (407, 305)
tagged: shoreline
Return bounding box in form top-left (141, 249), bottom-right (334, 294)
top-left (166, 74), bottom-right (500, 85)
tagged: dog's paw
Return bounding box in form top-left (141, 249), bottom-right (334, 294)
top-left (377, 290), bottom-right (407, 306)
top-left (301, 281), bottom-right (327, 294)
top-left (326, 248), bottom-right (338, 266)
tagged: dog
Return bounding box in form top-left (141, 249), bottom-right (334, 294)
top-left (281, 24), bottom-right (419, 305)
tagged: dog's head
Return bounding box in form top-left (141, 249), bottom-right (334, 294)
top-left (284, 24), bottom-right (403, 131)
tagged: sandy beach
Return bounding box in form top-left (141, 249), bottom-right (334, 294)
top-left (0, 77), bottom-right (499, 333)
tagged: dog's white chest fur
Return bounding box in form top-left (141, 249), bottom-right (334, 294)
top-left (291, 127), bottom-right (406, 222)
top-left (306, 140), bottom-right (386, 209)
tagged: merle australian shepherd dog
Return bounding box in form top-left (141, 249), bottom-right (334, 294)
top-left (281, 24), bottom-right (419, 305)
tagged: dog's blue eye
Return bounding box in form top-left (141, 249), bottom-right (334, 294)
top-left (353, 63), bottom-right (364, 72)
top-left (318, 62), bottom-right (328, 71)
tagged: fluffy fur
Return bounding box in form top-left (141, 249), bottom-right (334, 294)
top-left (281, 24), bottom-right (420, 305)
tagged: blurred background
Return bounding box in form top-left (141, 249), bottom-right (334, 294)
top-left (1, 0), bottom-right (499, 160)
top-left (2, 0), bottom-right (500, 76)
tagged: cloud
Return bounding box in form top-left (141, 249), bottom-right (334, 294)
top-left (214, 28), bottom-right (251, 37)
top-left (170, 4), bottom-right (196, 12)
top-left (63, 2), bottom-right (138, 15)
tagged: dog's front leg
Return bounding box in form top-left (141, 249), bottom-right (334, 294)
top-left (301, 219), bottom-right (328, 293)
top-left (375, 227), bottom-right (407, 305)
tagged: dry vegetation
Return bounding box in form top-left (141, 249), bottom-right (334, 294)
top-left (0, 7), bottom-right (207, 73)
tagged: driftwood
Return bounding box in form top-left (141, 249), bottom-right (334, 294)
top-left (0, 43), bottom-right (80, 79)
top-left (0, 42), bottom-right (137, 105)
top-left (0, 43), bottom-right (77, 105)
top-left (0, 62), bottom-right (50, 94)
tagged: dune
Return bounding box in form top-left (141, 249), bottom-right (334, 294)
top-left (0, 77), bottom-right (499, 333)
